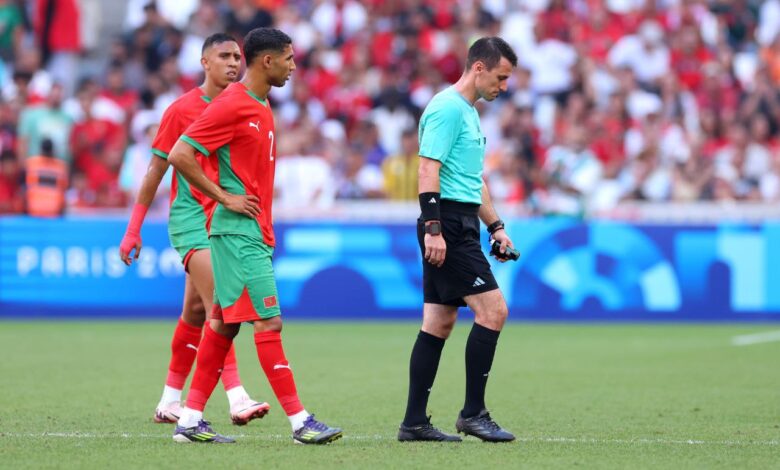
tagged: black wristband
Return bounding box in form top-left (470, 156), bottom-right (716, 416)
top-left (419, 192), bottom-right (441, 221)
top-left (487, 219), bottom-right (505, 235)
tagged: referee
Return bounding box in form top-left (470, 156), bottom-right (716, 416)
top-left (398, 37), bottom-right (518, 443)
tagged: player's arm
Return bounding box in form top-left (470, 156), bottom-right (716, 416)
top-left (119, 156), bottom-right (170, 265)
top-left (168, 139), bottom-right (260, 218)
top-left (478, 181), bottom-right (518, 262)
top-left (419, 156), bottom-right (446, 268)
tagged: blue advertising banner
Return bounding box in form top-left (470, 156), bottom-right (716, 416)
top-left (1, 216), bottom-right (778, 321)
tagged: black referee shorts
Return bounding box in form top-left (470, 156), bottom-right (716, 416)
top-left (417, 199), bottom-right (499, 307)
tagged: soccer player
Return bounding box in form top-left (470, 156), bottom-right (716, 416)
top-left (119, 33), bottom-right (269, 426)
top-left (398, 37), bottom-right (518, 443)
top-left (167, 27), bottom-right (342, 445)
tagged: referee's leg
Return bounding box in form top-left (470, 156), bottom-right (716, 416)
top-left (457, 289), bottom-right (516, 442)
top-left (398, 303), bottom-right (461, 442)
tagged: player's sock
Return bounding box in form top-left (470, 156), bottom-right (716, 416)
top-left (402, 330), bottom-right (445, 427)
top-left (177, 407), bottom-right (203, 428)
top-left (159, 385), bottom-right (182, 406)
top-left (164, 318), bottom-right (203, 392)
top-left (287, 409), bottom-right (311, 432)
top-left (254, 331), bottom-right (304, 418)
top-left (461, 323), bottom-right (500, 418)
top-left (221, 344), bottom-right (244, 396)
top-left (225, 386), bottom-right (250, 408)
top-left (185, 325), bottom-right (233, 413)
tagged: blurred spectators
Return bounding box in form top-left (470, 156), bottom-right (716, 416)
top-left (34, 0), bottom-right (81, 97)
top-left (382, 128), bottom-right (419, 200)
top-left (119, 120), bottom-right (169, 210)
top-left (25, 137), bottom-right (67, 216)
top-left (17, 82), bottom-right (71, 162)
top-left (0, 0), bottom-right (23, 62)
top-left (335, 144), bottom-right (385, 199)
top-left (0, 148), bottom-right (22, 213)
top-left (70, 80), bottom-right (127, 208)
top-left (1, 0), bottom-right (780, 218)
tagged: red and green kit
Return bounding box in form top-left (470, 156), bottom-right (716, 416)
top-left (181, 82), bottom-right (280, 322)
top-left (152, 87), bottom-right (218, 262)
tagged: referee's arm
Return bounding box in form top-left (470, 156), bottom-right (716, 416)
top-left (478, 180), bottom-right (501, 228)
top-left (479, 181), bottom-right (517, 261)
top-left (419, 156), bottom-right (447, 267)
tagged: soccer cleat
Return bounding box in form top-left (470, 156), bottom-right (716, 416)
top-left (292, 414), bottom-right (343, 444)
top-left (172, 420), bottom-right (235, 443)
top-left (455, 409), bottom-right (515, 442)
top-left (230, 398), bottom-right (271, 426)
top-left (154, 401), bottom-right (182, 423)
top-left (398, 416), bottom-right (462, 442)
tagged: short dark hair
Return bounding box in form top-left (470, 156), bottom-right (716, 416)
top-left (202, 33), bottom-right (237, 55)
top-left (243, 28), bottom-right (292, 66)
top-left (465, 37), bottom-right (517, 70)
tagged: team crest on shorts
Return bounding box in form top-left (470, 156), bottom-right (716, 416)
top-left (263, 295), bottom-right (277, 309)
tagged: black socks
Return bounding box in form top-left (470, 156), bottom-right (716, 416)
top-left (402, 330), bottom-right (446, 427)
top-left (462, 323), bottom-right (500, 418)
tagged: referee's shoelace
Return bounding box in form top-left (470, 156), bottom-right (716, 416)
top-left (477, 413), bottom-right (502, 432)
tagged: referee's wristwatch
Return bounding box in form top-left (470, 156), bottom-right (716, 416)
top-left (424, 220), bottom-right (442, 236)
top-left (487, 219), bottom-right (505, 235)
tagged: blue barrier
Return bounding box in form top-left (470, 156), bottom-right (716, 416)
top-left (1, 216), bottom-right (778, 321)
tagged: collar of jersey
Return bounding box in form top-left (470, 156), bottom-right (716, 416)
top-left (242, 85), bottom-right (268, 107)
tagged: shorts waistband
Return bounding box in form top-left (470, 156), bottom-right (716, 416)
top-left (441, 199), bottom-right (480, 215)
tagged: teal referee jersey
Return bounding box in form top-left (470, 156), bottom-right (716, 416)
top-left (418, 87), bottom-right (485, 205)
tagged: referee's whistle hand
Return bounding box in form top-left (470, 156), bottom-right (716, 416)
top-left (424, 234), bottom-right (447, 267)
top-left (493, 231), bottom-right (519, 263)
top-left (223, 193), bottom-right (261, 218)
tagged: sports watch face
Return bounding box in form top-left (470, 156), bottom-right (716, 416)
top-left (425, 221), bottom-right (442, 235)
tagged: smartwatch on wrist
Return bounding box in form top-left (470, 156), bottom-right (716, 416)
top-left (424, 220), bottom-right (442, 236)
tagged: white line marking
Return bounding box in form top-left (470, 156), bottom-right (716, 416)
top-left (731, 329), bottom-right (780, 346)
top-left (1, 433), bottom-right (777, 446)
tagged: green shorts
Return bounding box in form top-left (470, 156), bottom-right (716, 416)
top-left (169, 226), bottom-right (210, 267)
top-left (210, 234), bottom-right (281, 323)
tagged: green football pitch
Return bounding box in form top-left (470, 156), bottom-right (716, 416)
top-left (1, 321), bottom-right (778, 469)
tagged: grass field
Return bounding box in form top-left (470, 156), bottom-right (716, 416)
top-left (1, 321), bottom-right (778, 469)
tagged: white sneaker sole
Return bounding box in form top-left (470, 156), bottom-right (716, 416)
top-left (172, 434), bottom-right (193, 443)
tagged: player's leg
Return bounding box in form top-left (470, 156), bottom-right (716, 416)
top-left (242, 237), bottom-right (341, 444)
top-left (173, 236), bottom-right (248, 443)
top-left (398, 302), bottom-right (462, 442)
top-left (173, 318), bottom-right (240, 443)
top-left (154, 273), bottom-right (206, 423)
top-left (456, 288), bottom-right (515, 442)
top-left (252, 318), bottom-right (342, 444)
top-left (187, 248), bottom-right (268, 425)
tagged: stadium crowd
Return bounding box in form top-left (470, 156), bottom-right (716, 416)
top-left (2, 0), bottom-right (780, 217)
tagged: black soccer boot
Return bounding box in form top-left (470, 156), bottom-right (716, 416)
top-left (398, 416), bottom-right (462, 442)
top-left (455, 409), bottom-right (515, 442)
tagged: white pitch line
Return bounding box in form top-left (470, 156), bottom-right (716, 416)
top-left (731, 329), bottom-right (780, 346)
top-left (2, 433), bottom-right (777, 446)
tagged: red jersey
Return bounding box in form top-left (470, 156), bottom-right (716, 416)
top-left (180, 82), bottom-right (277, 246)
top-left (152, 87), bottom-right (218, 235)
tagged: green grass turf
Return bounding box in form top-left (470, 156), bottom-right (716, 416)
top-left (0, 321), bottom-right (778, 469)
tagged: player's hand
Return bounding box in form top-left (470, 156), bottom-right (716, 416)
top-left (424, 233), bottom-right (447, 267)
top-left (223, 194), bottom-right (261, 218)
top-left (119, 231), bottom-right (142, 265)
top-left (491, 228), bottom-right (519, 263)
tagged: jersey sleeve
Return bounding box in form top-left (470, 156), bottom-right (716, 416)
top-left (151, 106), bottom-right (181, 160)
top-left (180, 99), bottom-right (237, 157)
top-left (418, 102), bottom-right (461, 164)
